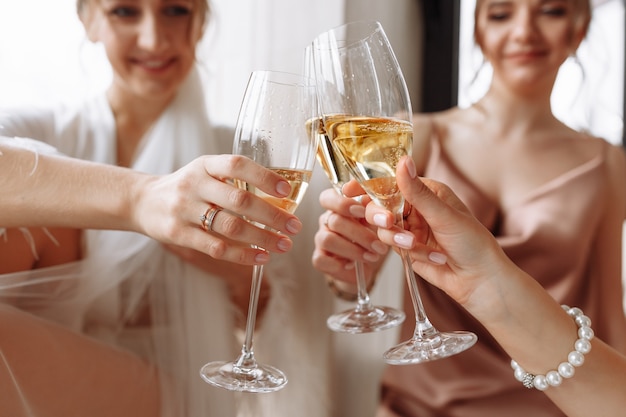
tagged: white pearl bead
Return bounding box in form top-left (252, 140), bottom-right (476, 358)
top-left (568, 350), bottom-right (585, 367)
top-left (546, 370), bottom-right (562, 386)
top-left (575, 338), bottom-right (592, 354)
top-left (558, 362), bottom-right (575, 378)
top-left (514, 367), bottom-right (526, 382)
top-left (533, 375), bottom-right (549, 391)
top-left (575, 315), bottom-right (591, 328)
top-left (579, 326), bottom-right (594, 341)
top-left (569, 307), bottom-right (583, 318)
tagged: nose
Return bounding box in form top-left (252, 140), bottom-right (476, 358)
top-left (137, 14), bottom-right (168, 51)
top-left (511, 9), bottom-right (538, 42)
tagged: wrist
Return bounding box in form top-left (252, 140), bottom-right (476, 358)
top-left (126, 172), bottom-right (156, 235)
top-left (324, 273), bottom-right (377, 301)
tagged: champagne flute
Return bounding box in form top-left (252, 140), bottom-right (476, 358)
top-left (312, 21), bottom-right (477, 364)
top-left (305, 46), bottom-right (405, 334)
top-left (200, 70), bottom-right (317, 391)
top-left (315, 121), bottom-right (405, 334)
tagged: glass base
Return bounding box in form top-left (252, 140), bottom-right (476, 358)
top-left (199, 360), bottom-right (287, 393)
top-left (383, 331), bottom-right (477, 365)
top-left (327, 306), bottom-right (405, 334)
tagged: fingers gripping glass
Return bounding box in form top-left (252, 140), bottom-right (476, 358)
top-left (312, 21), bottom-right (477, 363)
top-left (199, 71), bottom-right (317, 392)
top-left (305, 45), bottom-right (405, 334)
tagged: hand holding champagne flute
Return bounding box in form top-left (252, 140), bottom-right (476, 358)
top-left (312, 21), bottom-right (477, 364)
top-left (200, 70), bottom-right (317, 392)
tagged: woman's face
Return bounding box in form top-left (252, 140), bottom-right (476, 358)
top-left (475, 0), bottom-right (587, 90)
top-left (81, 0), bottom-right (204, 101)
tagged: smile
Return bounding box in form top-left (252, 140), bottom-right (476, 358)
top-left (133, 58), bottom-right (176, 71)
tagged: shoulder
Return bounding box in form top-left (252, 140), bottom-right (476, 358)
top-left (584, 135), bottom-right (626, 218)
top-left (411, 108), bottom-right (463, 174)
top-left (0, 104), bottom-right (57, 140)
top-left (410, 113), bottom-right (435, 175)
top-left (601, 140), bottom-right (626, 192)
top-left (411, 112), bottom-right (443, 174)
top-left (0, 95), bottom-right (109, 148)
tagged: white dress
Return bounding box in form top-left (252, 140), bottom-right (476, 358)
top-left (0, 67), bottom-right (335, 417)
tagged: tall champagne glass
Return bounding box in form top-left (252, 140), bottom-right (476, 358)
top-left (200, 70), bottom-right (317, 391)
top-left (312, 21), bottom-right (477, 363)
top-left (305, 46), bottom-right (405, 334)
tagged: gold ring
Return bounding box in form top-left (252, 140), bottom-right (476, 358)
top-left (324, 212), bottom-right (332, 229)
top-left (200, 206), bottom-right (222, 232)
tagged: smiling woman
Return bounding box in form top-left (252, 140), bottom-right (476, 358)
top-left (459, 0), bottom-right (624, 145)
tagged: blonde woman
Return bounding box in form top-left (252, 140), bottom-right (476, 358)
top-left (313, 0), bottom-right (626, 415)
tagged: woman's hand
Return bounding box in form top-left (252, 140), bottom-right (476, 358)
top-left (311, 182), bottom-right (389, 286)
top-left (132, 154), bottom-right (303, 266)
top-left (364, 156), bottom-right (510, 311)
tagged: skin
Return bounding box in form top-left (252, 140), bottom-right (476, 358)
top-left (313, 0), bottom-right (625, 288)
top-left (312, 2), bottom-right (626, 413)
top-left (78, 0), bottom-right (206, 167)
top-left (0, 144), bottom-right (301, 267)
top-left (2, 0), bottom-right (275, 316)
top-left (364, 156), bottom-right (626, 417)
top-left (0, 143), bottom-right (304, 416)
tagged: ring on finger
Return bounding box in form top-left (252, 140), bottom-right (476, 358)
top-left (324, 212), bottom-right (332, 230)
top-left (200, 205), bottom-right (223, 232)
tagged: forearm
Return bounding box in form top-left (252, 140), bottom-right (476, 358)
top-left (0, 143), bottom-right (145, 232)
top-left (470, 260), bottom-right (626, 417)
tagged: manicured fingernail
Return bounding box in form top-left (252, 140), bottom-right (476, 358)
top-left (286, 218), bottom-right (302, 234)
top-left (428, 252), bottom-right (447, 265)
top-left (363, 252), bottom-right (380, 262)
top-left (349, 204), bottom-right (366, 218)
top-left (393, 232), bottom-right (414, 248)
top-left (406, 157), bottom-right (417, 179)
top-left (255, 252), bottom-right (270, 263)
top-left (276, 180), bottom-right (291, 196)
top-left (371, 240), bottom-right (388, 255)
top-left (373, 213), bottom-right (388, 227)
top-left (277, 237), bottom-right (292, 252)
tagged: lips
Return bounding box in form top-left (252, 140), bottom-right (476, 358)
top-left (506, 50), bottom-right (547, 61)
top-left (132, 57), bottom-right (176, 71)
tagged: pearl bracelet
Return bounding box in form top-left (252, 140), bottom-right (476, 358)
top-left (510, 305), bottom-right (594, 391)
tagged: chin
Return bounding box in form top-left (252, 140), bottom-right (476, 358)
top-left (137, 80), bottom-right (183, 100)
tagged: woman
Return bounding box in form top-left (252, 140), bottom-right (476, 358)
top-left (313, 0), bottom-right (626, 416)
top-left (0, 1), bottom-right (318, 415)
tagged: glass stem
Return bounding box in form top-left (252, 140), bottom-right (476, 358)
top-left (396, 210), bottom-right (437, 340)
top-left (235, 263), bottom-right (264, 370)
top-left (354, 260), bottom-right (374, 312)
